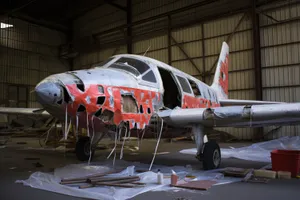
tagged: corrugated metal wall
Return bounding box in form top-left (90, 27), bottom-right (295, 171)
top-left (131, 13), bottom-right (255, 139)
top-left (71, 0), bottom-right (300, 140)
top-left (0, 18), bottom-right (68, 108)
top-left (73, 45), bottom-right (127, 70)
top-left (260, 2), bottom-right (300, 139)
top-left (73, 0), bottom-right (126, 38)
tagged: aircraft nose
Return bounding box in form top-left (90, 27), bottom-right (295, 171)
top-left (35, 81), bottom-right (62, 105)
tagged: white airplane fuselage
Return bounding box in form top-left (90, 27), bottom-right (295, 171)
top-left (35, 54), bottom-right (226, 134)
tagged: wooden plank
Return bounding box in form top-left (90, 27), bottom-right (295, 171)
top-left (172, 180), bottom-right (217, 190)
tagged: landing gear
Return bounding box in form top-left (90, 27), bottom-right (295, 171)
top-left (202, 140), bottom-right (221, 170)
top-left (75, 137), bottom-right (95, 161)
top-left (192, 125), bottom-right (221, 170)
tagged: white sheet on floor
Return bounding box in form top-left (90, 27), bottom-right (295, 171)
top-left (180, 136), bottom-right (300, 162)
top-left (16, 160), bottom-right (241, 200)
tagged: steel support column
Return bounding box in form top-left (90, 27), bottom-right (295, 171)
top-left (252, 0), bottom-right (263, 140)
top-left (252, 0), bottom-right (262, 101)
top-left (126, 0), bottom-right (132, 54)
top-left (201, 23), bottom-right (206, 83)
top-left (167, 15), bottom-right (172, 65)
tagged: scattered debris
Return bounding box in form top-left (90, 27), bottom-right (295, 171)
top-left (277, 171), bottom-right (291, 179)
top-left (242, 169), bottom-right (254, 182)
top-left (253, 170), bottom-right (276, 179)
top-left (16, 161), bottom-right (242, 200)
top-left (172, 180), bottom-right (217, 191)
top-left (222, 167), bottom-right (251, 177)
top-left (247, 177), bottom-right (270, 183)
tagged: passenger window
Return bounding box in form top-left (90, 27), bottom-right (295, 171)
top-left (188, 80), bottom-right (201, 97)
top-left (176, 76), bottom-right (192, 94)
top-left (142, 70), bottom-right (157, 83)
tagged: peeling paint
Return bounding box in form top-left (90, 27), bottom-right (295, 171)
top-left (85, 96), bottom-right (91, 104)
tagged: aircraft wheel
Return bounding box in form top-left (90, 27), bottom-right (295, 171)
top-left (202, 140), bottom-right (221, 170)
top-left (75, 137), bottom-right (95, 161)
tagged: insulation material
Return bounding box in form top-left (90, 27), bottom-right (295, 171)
top-left (16, 160), bottom-right (241, 200)
top-left (180, 136), bottom-right (300, 162)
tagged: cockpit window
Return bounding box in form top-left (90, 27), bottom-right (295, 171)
top-left (108, 63), bottom-right (140, 76)
top-left (114, 57), bottom-right (149, 74)
top-left (142, 70), bottom-right (157, 83)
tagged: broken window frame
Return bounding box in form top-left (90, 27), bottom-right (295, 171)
top-left (188, 79), bottom-right (202, 98)
top-left (141, 69), bottom-right (157, 83)
top-left (175, 75), bottom-right (193, 94)
top-left (113, 57), bottom-right (150, 75)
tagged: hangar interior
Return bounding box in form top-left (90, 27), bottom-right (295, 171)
top-left (1, 0), bottom-right (300, 141)
top-left (1, 0), bottom-right (300, 200)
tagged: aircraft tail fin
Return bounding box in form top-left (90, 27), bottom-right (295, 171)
top-left (211, 42), bottom-right (229, 100)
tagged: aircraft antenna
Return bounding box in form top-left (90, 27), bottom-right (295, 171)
top-left (143, 45), bottom-right (151, 56)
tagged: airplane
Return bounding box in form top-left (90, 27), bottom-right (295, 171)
top-left (1, 41), bottom-right (300, 170)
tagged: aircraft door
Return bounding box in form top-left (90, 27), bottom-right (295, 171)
top-left (157, 67), bottom-right (182, 109)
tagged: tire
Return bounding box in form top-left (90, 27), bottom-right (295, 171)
top-left (202, 140), bottom-right (221, 170)
top-left (75, 137), bottom-right (95, 161)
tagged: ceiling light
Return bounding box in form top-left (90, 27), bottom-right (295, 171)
top-left (1, 22), bottom-right (13, 29)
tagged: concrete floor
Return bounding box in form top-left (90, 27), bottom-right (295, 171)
top-left (0, 137), bottom-right (299, 200)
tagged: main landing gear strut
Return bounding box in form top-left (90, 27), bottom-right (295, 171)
top-left (192, 125), bottom-right (221, 170)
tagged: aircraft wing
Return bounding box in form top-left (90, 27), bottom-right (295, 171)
top-left (158, 103), bottom-right (300, 128)
top-left (0, 107), bottom-right (50, 116)
top-left (219, 99), bottom-right (284, 106)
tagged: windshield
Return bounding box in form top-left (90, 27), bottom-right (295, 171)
top-left (107, 57), bottom-right (150, 77)
top-left (108, 63), bottom-right (140, 76)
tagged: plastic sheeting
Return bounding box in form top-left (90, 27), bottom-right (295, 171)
top-left (180, 136), bottom-right (300, 162)
top-left (16, 160), bottom-right (241, 200)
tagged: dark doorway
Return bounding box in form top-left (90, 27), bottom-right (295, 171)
top-left (158, 67), bottom-right (181, 109)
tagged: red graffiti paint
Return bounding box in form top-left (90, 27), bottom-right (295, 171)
top-left (64, 84), bottom-right (160, 131)
top-left (182, 95), bottom-right (220, 109)
top-left (219, 54), bottom-right (229, 95)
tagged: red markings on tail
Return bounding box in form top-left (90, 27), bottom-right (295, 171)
top-left (219, 54), bottom-right (229, 95)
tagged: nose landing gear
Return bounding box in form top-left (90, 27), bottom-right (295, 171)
top-left (75, 136), bottom-right (95, 161)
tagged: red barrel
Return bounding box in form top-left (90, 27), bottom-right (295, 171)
top-left (271, 149), bottom-right (300, 177)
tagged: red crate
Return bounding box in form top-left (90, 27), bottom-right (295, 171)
top-left (271, 149), bottom-right (300, 177)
